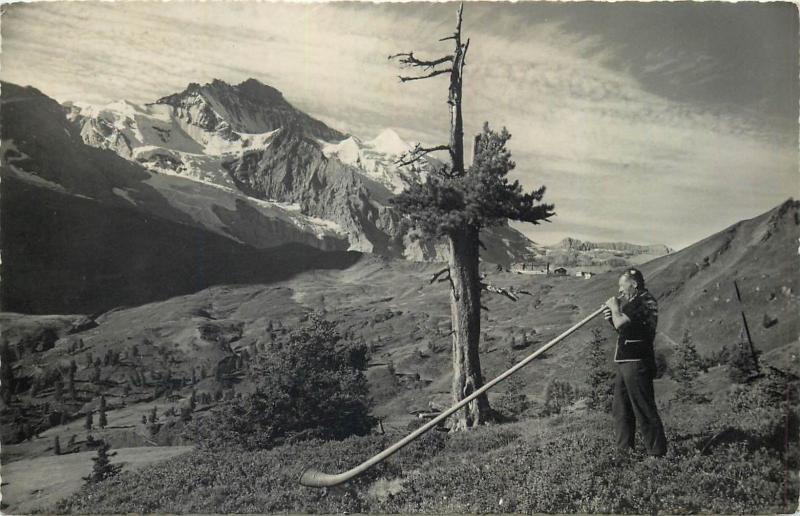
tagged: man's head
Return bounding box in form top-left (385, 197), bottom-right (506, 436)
top-left (618, 268), bottom-right (645, 300)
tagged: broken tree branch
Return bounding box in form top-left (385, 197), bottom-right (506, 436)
top-left (388, 52), bottom-right (454, 70)
top-left (481, 283), bottom-right (519, 302)
top-left (398, 68), bottom-right (452, 83)
top-left (396, 143), bottom-right (451, 167)
top-left (430, 267), bottom-right (451, 284)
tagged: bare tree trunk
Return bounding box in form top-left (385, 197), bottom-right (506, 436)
top-left (390, 3), bottom-right (491, 430)
top-left (447, 5), bottom-right (467, 176)
top-left (448, 224), bottom-right (491, 430)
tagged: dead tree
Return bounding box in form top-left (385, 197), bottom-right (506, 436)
top-left (390, 4), bottom-right (554, 430)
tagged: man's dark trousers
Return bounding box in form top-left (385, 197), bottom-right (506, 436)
top-left (613, 361), bottom-right (667, 456)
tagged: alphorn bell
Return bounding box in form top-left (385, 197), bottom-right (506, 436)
top-left (299, 304), bottom-right (609, 487)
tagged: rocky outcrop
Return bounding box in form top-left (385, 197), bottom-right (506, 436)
top-left (556, 237), bottom-right (672, 255)
top-left (222, 127), bottom-right (407, 255)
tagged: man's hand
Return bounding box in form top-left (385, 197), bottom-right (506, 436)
top-left (604, 296), bottom-right (630, 330)
top-left (605, 296), bottom-right (620, 311)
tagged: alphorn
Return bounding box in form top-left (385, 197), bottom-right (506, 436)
top-left (299, 304), bottom-right (608, 487)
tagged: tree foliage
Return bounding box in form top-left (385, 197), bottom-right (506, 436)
top-left (542, 379), bottom-right (577, 416)
top-left (391, 123), bottom-right (553, 239)
top-left (99, 395), bottom-right (108, 429)
top-left (192, 315), bottom-right (374, 449)
top-left (586, 328), bottom-right (613, 412)
top-left (83, 440), bottom-right (121, 484)
top-left (727, 328), bottom-right (761, 383)
top-left (494, 350), bottom-right (530, 418)
top-left (673, 330), bottom-right (709, 403)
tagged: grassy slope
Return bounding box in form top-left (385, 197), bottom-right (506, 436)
top-left (0, 175), bottom-right (361, 314)
top-left (1, 445), bottom-right (192, 514)
top-left (51, 386), bottom-right (798, 514)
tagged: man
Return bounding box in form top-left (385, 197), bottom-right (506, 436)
top-left (602, 268), bottom-right (667, 457)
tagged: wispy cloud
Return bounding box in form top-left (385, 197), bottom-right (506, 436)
top-left (1, 1), bottom-right (795, 249)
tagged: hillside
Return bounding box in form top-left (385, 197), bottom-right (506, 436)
top-left (1, 200), bottom-right (796, 513)
top-left (580, 198), bottom-right (800, 361)
top-left (0, 175), bottom-right (361, 314)
top-left (0, 83), bottom-right (359, 314)
top-left (2, 199), bottom-right (796, 432)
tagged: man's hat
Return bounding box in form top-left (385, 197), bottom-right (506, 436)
top-left (622, 268), bottom-right (645, 289)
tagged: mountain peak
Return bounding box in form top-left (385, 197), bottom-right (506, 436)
top-left (153, 79), bottom-right (346, 141)
top-left (157, 78), bottom-right (283, 105)
top-left (369, 128), bottom-right (411, 156)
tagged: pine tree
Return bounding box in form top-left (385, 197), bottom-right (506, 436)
top-left (542, 379), bottom-right (575, 416)
top-left (495, 349), bottom-right (529, 418)
top-left (180, 403), bottom-right (192, 422)
top-left (674, 330), bottom-right (709, 403)
top-left (728, 327), bottom-right (761, 383)
top-left (98, 395), bottom-right (108, 429)
top-left (54, 435), bottom-right (61, 455)
top-left (141, 414), bottom-right (147, 425)
top-left (586, 328), bottom-right (613, 412)
top-left (84, 410), bottom-right (93, 430)
top-left (54, 377), bottom-right (64, 402)
top-left (389, 4), bottom-right (553, 430)
top-left (83, 441), bottom-right (121, 484)
top-left (0, 343), bottom-right (14, 404)
top-left (67, 373), bottom-right (76, 401)
top-left (148, 406), bottom-right (158, 424)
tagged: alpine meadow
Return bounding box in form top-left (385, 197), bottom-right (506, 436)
top-left (0, 2), bottom-right (798, 514)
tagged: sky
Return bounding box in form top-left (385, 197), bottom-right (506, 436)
top-left (1, 1), bottom-right (797, 249)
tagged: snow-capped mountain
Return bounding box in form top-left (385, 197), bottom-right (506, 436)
top-left (320, 128), bottom-right (439, 194)
top-left (65, 78), bottom-right (539, 263)
top-left (65, 94), bottom-right (283, 189)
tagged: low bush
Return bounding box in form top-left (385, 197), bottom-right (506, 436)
top-left (52, 409), bottom-right (798, 515)
top-left (51, 364), bottom-right (799, 515)
top-left (541, 379), bottom-right (578, 416)
top-left (187, 315), bottom-right (375, 450)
